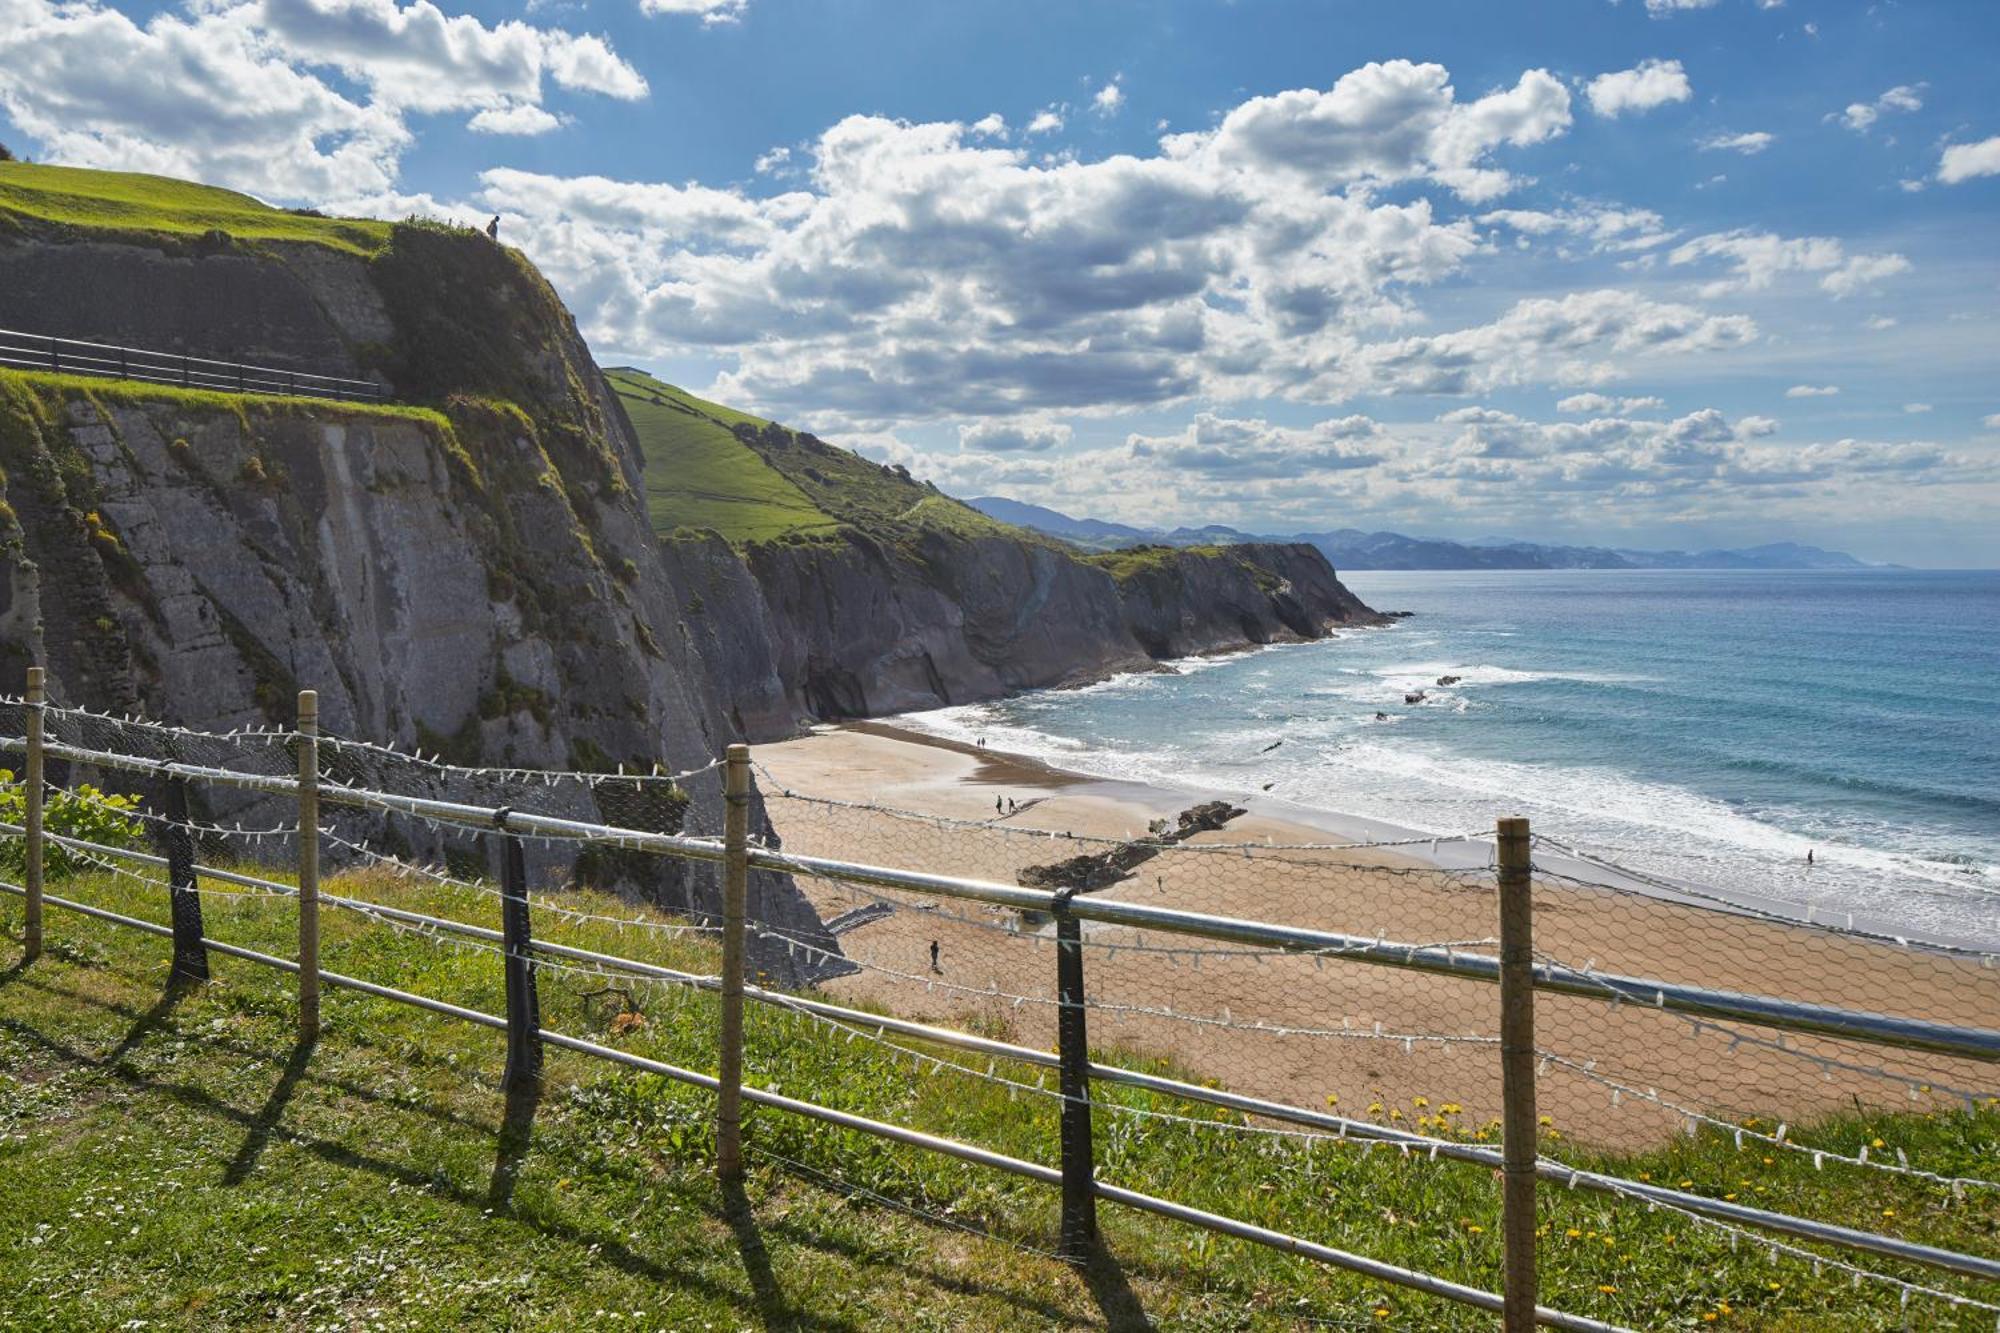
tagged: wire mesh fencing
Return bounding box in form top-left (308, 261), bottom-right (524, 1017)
top-left (6, 690), bottom-right (2000, 1328)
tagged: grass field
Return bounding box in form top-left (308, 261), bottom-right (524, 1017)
top-left (0, 163), bottom-right (391, 256)
top-left (604, 368), bottom-right (841, 543)
top-left (2, 862), bottom-right (1996, 1330)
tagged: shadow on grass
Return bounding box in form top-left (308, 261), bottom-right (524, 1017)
top-left (1, 999), bottom-right (1105, 1329)
top-left (486, 1069), bottom-right (542, 1209)
top-left (223, 1034), bottom-right (316, 1186)
top-left (1077, 1246), bottom-right (1154, 1331)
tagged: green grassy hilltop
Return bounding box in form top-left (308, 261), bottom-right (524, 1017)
top-left (0, 162), bottom-right (391, 256)
top-left (606, 367), bottom-right (1030, 548)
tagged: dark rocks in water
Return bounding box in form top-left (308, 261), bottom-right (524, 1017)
top-left (1405, 690), bottom-right (1427, 704)
top-left (1018, 799), bottom-right (1245, 895)
top-left (1436, 674), bottom-right (1462, 686)
top-left (1374, 711), bottom-right (1390, 721)
top-left (1385, 610), bottom-right (1417, 619)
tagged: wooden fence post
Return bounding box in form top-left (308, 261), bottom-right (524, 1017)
top-left (717, 744), bottom-right (750, 1182)
top-left (22, 666), bottom-right (44, 961)
top-left (161, 777), bottom-right (209, 984)
top-left (297, 691), bottom-right (320, 1040)
top-left (1497, 816), bottom-right (1537, 1332)
top-left (1054, 891), bottom-right (1099, 1259)
top-left (498, 826), bottom-right (542, 1094)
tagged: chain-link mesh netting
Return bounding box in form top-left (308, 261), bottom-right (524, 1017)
top-left (7, 696), bottom-right (2000, 1324)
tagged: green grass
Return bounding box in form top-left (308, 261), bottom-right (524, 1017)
top-left (3, 869), bottom-right (1996, 1330)
top-left (607, 367), bottom-right (1039, 549)
top-left (0, 163), bottom-right (391, 256)
top-left (0, 369), bottom-right (448, 429)
top-left (605, 368), bottom-right (840, 544)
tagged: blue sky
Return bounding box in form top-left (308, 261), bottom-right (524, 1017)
top-left (3, 0), bottom-right (1997, 562)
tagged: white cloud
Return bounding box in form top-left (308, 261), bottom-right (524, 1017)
top-left (474, 64), bottom-right (1690, 429)
top-left (753, 145), bottom-right (791, 174)
top-left (1902, 403), bottom-right (1933, 414)
top-left (467, 103), bottom-right (562, 135)
top-left (1668, 230), bottom-right (1909, 298)
top-left (959, 419), bottom-right (1073, 453)
top-left (1785, 384), bottom-right (1839, 397)
top-left (1643, 0), bottom-right (1719, 13)
top-left (1865, 315), bottom-right (1898, 330)
top-left (1586, 59), bottom-right (1692, 117)
top-left (1698, 130), bottom-right (1774, 155)
top-left (1837, 84), bottom-right (1923, 132)
top-left (1983, 413), bottom-right (2000, 430)
top-left (1026, 108), bottom-right (1065, 136)
top-left (1092, 78), bottom-right (1124, 116)
top-left (1558, 392), bottom-right (1666, 414)
top-left (1938, 136), bottom-right (2000, 184)
top-left (968, 113), bottom-right (1007, 139)
top-left (1125, 411), bottom-right (1385, 479)
top-left (0, 0), bottom-right (643, 198)
top-left (638, 0), bottom-right (747, 24)
top-left (1480, 204), bottom-right (1673, 251)
top-left (1165, 59), bottom-right (1572, 203)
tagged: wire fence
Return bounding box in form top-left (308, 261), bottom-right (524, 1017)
top-left (0, 326), bottom-right (385, 401)
top-left (3, 682), bottom-right (1998, 1329)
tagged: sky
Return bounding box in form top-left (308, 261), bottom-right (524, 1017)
top-left (2, 1), bottom-right (1997, 563)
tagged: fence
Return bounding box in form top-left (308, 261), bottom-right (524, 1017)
top-left (3, 677), bottom-right (1998, 1329)
top-left (0, 327), bottom-right (384, 402)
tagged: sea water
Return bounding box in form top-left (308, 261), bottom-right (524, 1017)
top-left (902, 569), bottom-right (2000, 950)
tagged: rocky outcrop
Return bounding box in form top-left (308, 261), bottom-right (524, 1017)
top-left (708, 531), bottom-right (1386, 731)
top-left (0, 218), bottom-right (838, 977)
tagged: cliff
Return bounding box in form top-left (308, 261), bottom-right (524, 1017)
top-left (0, 170), bottom-right (833, 972)
top-left (610, 371), bottom-right (1388, 730)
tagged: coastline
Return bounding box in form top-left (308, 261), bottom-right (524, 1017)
top-left (753, 720), bottom-right (2000, 1150)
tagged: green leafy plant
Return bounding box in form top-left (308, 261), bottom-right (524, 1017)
top-left (0, 770), bottom-right (144, 878)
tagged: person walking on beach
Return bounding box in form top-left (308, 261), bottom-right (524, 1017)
top-left (1807, 849), bottom-right (1815, 866)
top-left (996, 795), bottom-right (1003, 815)
top-left (929, 939), bottom-right (941, 974)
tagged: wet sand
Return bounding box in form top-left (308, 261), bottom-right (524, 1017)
top-left (755, 723), bottom-right (2000, 1150)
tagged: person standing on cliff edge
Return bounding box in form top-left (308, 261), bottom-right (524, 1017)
top-left (486, 215), bottom-right (500, 241)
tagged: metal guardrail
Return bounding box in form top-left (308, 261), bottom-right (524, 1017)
top-left (0, 327), bottom-right (383, 402)
top-left (8, 693), bottom-right (2000, 1326)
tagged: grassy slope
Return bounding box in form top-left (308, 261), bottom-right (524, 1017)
top-left (0, 163), bottom-right (390, 256)
top-left (604, 368), bottom-right (839, 543)
top-left (3, 869), bottom-right (1996, 1331)
top-left (608, 367), bottom-right (1032, 548)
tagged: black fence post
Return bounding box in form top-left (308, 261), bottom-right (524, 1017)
top-left (1053, 889), bottom-right (1098, 1260)
top-left (498, 822), bottom-right (543, 1096)
top-left (160, 778), bottom-right (210, 984)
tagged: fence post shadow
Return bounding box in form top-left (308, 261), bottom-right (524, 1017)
top-left (720, 1172), bottom-right (796, 1328)
top-left (1076, 1244), bottom-right (1152, 1331)
top-left (223, 1033), bottom-right (317, 1186)
top-left (486, 1069), bottom-right (543, 1209)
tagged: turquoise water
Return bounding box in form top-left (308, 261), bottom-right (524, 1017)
top-left (904, 570), bottom-right (2000, 948)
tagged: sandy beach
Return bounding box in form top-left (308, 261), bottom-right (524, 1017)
top-left (755, 723), bottom-right (2000, 1151)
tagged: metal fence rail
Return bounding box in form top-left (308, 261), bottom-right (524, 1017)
top-left (0, 326), bottom-right (383, 402)
top-left (7, 683), bottom-right (2000, 1328)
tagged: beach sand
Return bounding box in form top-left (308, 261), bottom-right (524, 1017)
top-left (755, 724), bottom-right (2000, 1150)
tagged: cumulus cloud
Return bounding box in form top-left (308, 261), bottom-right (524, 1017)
top-left (1836, 85), bottom-right (1922, 132)
top-left (0, 0), bottom-right (643, 198)
top-left (1938, 136), bottom-right (2000, 184)
top-left (1480, 204), bottom-right (1673, 251)
top-left (1785, 384), bottom-right (1839, 397)
top-left (968, 113), bottom-right (1007, 139)
top-left (1026, 108), bottom-right (1065, 135)
top-left (469, 65), bottom-right (1713, 430)
top-left (1698, 130), bottom-right (1774, 154)
top-left (1668, 229), bottom-right (1909, 298)
top-left (1125, 411), bottom-right (1385, 479)
top-left (1163, 59), bottom-right (1573, 203)
top-left (467, 103), bottom-right (563, 135)
top-left (1092, 78), bottom-right (1124, 116)
top-left (1586, 59), bottom-right (1692, 117)
top-left (959, 419), bottom-right (1073, 453)
top-left (639, 0), bottom-right (747, 23)
top-left (1557, 392), bottom-right (1666, 414)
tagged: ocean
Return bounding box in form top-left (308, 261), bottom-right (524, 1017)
top-left (901, 569), bottom-right (2000, 951)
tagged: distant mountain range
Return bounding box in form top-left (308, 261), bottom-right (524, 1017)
top-left (967, 498), bottom-right (1886, 571)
